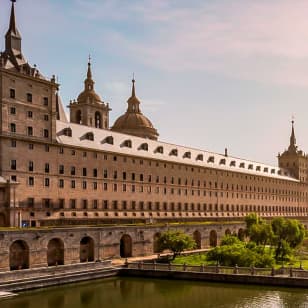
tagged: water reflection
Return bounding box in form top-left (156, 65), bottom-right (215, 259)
top-left (1, 278), bottom-right (308, 308)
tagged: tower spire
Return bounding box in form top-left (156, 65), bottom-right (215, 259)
top-left (84, 56), bottom-right (94, 91)
top-left (131, 75), bottom-right (136, 97)
top-left (288, 118), bottom-right (297, 153)
top-left (127, 77), bottom-right (140, 113)
top-left (87, 54), bottom-right (92, 79)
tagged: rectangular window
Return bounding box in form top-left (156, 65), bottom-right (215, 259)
top-left (71, 180), bottom-right (75, 189)
top-left (93, 200), bottom-right (98, 209)
top-left (82, 181), bottom-right (87, 189)
top-left (59, 147), bottom-right (64, 154)
top-left (71, 166), bottom-right (76, 175)
top-left (43, 129), bottom-right (49, 138)
top-left (59, 179), bottom-right (64, 188)
top-left (103, 200), bottom-right (108, 210)
top-left (44, 178), bottom-right (50, 187)
top-left (28, 161), bottom-right (34, 172)
top-left (11, 140), bottom-right (16, 147)
top-left (27, 126), bottom-right (33, 136)
top-left (44, 114), bottom-right (49, 121)
top-left (45, 144), bottom-right (49, 152)
top-left (27, 93), bottom-right (32, 103)
top-left (10, 107), bottom-right (16, 115)
top-left (11, 175), bottom-right (17, 182)
top-left (103, 183), bottom-right (108, 191)
top-left (27, 111), bottom-right (33, 118)
top-left (45, 163), bottom-right (50, 173)
top-left (82, 200), bottom-right (88, 209)
top-left (83, 152), bottom-right (87, 157)
top-left (71, 150), bottom-right (75, 156)
top-left (59, 199), bottom-right (65, 209)
top-left (123, 172), bottom-right (127, 180)
top-left (93, 168), bottom-right (97, 177)
top-left (82, 168), bottom-right (87, 176)
top-left (93, 182), bottom-right (97, 190)
top-left (28, 197), bottom-right (34, 207)
top-left (10, 89), bottom-right (15, 99)
top-left (10, 123), bottom-right (16, 133)
top-left (29, 143), bottom-right (34, 150)
top-left (28, 176), bottom-right (34, 186)
top-left (113, 184), bottom-right (117, 192)
top-left (43, 97), bottom-right (48, 106)
top-left (103, 169), bottom-right (108, 178)
top-left (70, 199), bottom-right (76, 209)
top-left (43, 198), bottom-right (51, 208)
top-left (59, 165), bottom-right (64, 174)
top-left (10, 160), bottom-right (16, 170)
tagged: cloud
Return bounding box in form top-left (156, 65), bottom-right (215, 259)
top-left (72, 0), bottom-right (308, 86)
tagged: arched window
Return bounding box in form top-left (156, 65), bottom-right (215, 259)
top-left (183, 151), bottom-right (191, 159)
top-left (121, 140), bottom-right (132, 148)
top-left (81, 132), bottom-right (94, 141)
top-left (95, 111), bottom-right (102, 128)
top-left (155, 146), bottom-right (163, 154)
top-left (139, 143), bottom-right (148, 151)
top-left (102, 136), bottom-right (114, 145)
top-left (169, 149), bottom-right (178, 156)
top-left (196, 154), bottom-right (203, 161)
top-left (76, 110), bottom-right (82, 124)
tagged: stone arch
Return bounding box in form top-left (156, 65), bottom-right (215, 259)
top-left (80, 236), bottom-right (94, 262)
top-left (9, 240), bottom-right (29, 270)
top-left (225, 229), bottom-right (231, 236)
top-left (209, 230), bottom-right (217, 247)
top-left (153, 232), bottom-right (161, 253)
top-left (95, 111), bottom-right (102, 128)
top-left (120, 234), bottom-right (132, 258)
top-left (0, 213), bottom-right (6, 227)
top-left (76, 110), bottom-right (82, 124)
top-left (238, 228), bottom-right (245, 241)
top-left (47, 238), bottom-right (64, 266)
top-left (193, 230), bottom-right (202, 249)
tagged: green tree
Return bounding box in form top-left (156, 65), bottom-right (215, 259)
top-left (249, 223), bottom-right (273, 247)
top-left (157, 230), bottom-right (196, 260)
top-left (245, 213), bottom-right (263, 236)
top-left (271, 217), bottom-right (305, 261)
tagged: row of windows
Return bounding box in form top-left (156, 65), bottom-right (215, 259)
top-left (9, 124), bottom-right (49, 138)
top-left (10, 107), bottom-right (49, 121)
top-left (25, 198), bottom-right (308, 214)
top-left (9, 88), bottom-right (48, 105)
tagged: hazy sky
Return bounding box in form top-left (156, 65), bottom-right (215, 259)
top-left (1, 0), bottom-right (308, 166)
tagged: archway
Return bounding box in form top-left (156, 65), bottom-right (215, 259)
top-left (209, 230), bottom-right (217, 247)
top-left (80, 236), bottom-right (94, 262)
top-left (238, 228), bottom-right (245, 241)
top-left (76, 110), bottom-right (82, 124)
top-left (193, 230), bottom-right (202, 249)
top-left (47, 238), bottom-right (64, 266)
top-left (95, 111), bottom-right (102, 128)
top-left (153, 232), bottom-right (162, 253)
top-left (120, 234), bottom-right (132, 258)
top-left (9, 240), bottom-right (29, 270)
top-left (225, 229), bottom-right (231, 236)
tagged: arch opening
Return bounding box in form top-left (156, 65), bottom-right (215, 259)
top-left (9, 240), bottom-right (29, 271)
top-left (80, 236), bottom-right (94, 262)
top-left (120, 234), bottom-right (132, 258)
top-left (193, 230), bottom-right (202, 249)
top-left (76, 110), bottom-right (82, 124)
top-left (153, 232), bottom-right (162, 253)
top-left (238, 228), bottom-right (245, 241)
top-left (209, 230), bottom-right (217, 247)
top-left (95, 111), bottom-right (102, 128)
top-left (225, 229), bottom-right (231, 236)
top-left (47, 238), bottom-right (64, 266)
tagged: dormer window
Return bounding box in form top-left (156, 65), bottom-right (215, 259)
top-left (239, 162), bottom-right (245, 168)
top-left (278, 170), bottom-right (282, 175)
top-left (230, 160), bottom-right (236, 167)
top-left (139, 143), bottom-right (148, 151)
top-left (121, 140), bottom-right (132, 148)
top-left (256, 166), bottom-right (261, 171)
top-left (102, 136), bottom-right (114, 145)
top-left (183, 151), bottom-right (191, 159)
top-left (196, 154), bottom-right (203, 161)
top-left (81, 132), bottom-right (94, 141)
top-left (248, 164), bottom-right (253, 170)
top-left (63, 127), bottom-right (72, 137)
top-left (271, 169), bottom-right (275, 174)
top-left (169, 149), bottom-right (178, 156)
top-left (155, 146), bottom-right (163, 154)
top-left (219, 159), bottom-right (226, 165)
top-left (208, 156), bottom-right (214, 163)
top-left (264, 167), bottom-right (268, 173)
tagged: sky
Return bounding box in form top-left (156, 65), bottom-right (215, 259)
top-left (1, 0), bottom-right (308, 166)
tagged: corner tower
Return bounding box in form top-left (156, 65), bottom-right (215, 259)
top-left (69, 58), bottom-right (110, 129)
top-left (111, 78), bottom-right (159, 140)
top-left (278, 120), bottom-right (308, 182)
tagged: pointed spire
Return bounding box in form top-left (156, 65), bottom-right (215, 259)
top-left (8, 0), bottom-right (18, 35)
top-left (288, 118), bottom-right (297, 153)
top-left (131, 75), bottom-right (136, 97)
top-left (87, 54), bottom-right (92, 79)
top-left (127, 76), bottom-right (140, 113)
top-left (84, 56), bottom-right (94, 91)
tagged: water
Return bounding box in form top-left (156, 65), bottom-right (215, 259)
top-left (1, 277), bottom-right (308, 308)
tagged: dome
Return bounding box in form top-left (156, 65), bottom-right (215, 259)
top-left (77, 90), bottom-right (101, 103)
top-left (111, 79), bottom-right (159, 140)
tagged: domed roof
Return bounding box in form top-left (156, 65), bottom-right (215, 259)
top-left (111, 79), bottom-right (159, 140)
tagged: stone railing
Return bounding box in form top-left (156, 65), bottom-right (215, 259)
top-left (126, 261), bottom-right (308, 279)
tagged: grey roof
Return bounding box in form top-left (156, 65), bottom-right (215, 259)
top-left (56, 121), bottom-right (298, 182)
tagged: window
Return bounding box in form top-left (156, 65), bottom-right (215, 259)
top-left (70, 199), bottom-right (76, 209)
top-left (29, 143), bottom-right (34, 150)
top-left (10, 160), bottom-right (16, 170)
top-left (27, 126), bottom-right (33, 136)
top-left (59, 199), bottom-right (65, 209)
top-left (123, 172), bottom-right (127, 180)
top-left (44, 178), bottom-right (50, 187)
top-left (82, 181), bottom-right (87, 189)
top-left (71, 180), bottom-right (75, 188)
top-left (27, 111), bottom-right (33, 118)
top-left (45, 163), bottom-right (50, 173)
top-left (93, 168), bottom-right (98, 177)
top-left (28, 177), bottom-right (34, 186)
top-left (93, 182), bottom-right (97, 190)
top-left (103, 169), bottom-right (108, 178)
top-left (28, 161), bottom-right (34, 172)
top-left (71, 166), bottom-right (76, 175)
top-left (44, 114), bottom-right (49, 121)
top-left (103, 183), bottom-right (108, 191)
top-left (10, 89), bottom-right (15, 99)
top-left (10, 107), bottom-right (16, 115)
top-left (10, 123), bottom-right (16, 133)
top-left (28, 198), bottom-right (34, 207)
top-left (43, 129), bottom-right (49, 138)
top-left (11, 140), bottom-right (16, 147)
top-left (59, 147), bottom-right (64, 154)
top-left (43, 97), bottom-right (48, 106)
top-left (59, 179), bottom-right (64, 188)
top-left (27, 93), bottom-right (32, 103)
top-left (59, 165), bottom-right (64, 174)
top-left (82, 200), bottom-right (88, 209)
top-left (82, 168), bottom-right (87, 176)
top-left (93, 200), bottom-right (98, 209)
top-left (45, 145), bottom-right (49, 152)
top-left (11, 175), bottom-right (17, 182)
